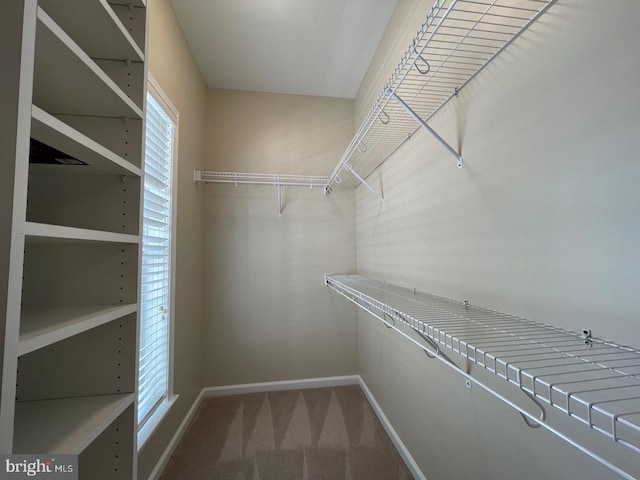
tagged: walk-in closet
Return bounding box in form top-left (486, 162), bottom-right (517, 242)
top-left (2, 0), bottom-right (639, 479)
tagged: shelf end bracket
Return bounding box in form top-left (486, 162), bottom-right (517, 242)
top-left (391, 93), bottom-right (463, 169)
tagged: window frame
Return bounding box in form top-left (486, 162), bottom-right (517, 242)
top-left (137, 74), bottom-right (179, 450)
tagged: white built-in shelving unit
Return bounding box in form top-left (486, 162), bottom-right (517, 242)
top-left (1, 0), bottom-right (147, 478)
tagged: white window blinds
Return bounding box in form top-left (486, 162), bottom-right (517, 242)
top-left (138, 91), bottom-right (174, 428)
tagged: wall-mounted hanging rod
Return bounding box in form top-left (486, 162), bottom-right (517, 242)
top-left (325, 274), bottom-right (640, 480)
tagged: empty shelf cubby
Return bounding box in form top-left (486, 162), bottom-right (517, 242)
top-left (21, 236), bottom-right (138, 328)
top-left (27, 163), bottom-right (141, 235)
top-left (16, 314), bottom-right (136, 400)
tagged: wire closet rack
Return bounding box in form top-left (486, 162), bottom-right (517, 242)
top-left (326, 0), bottom-right (557, 199)
top-left (198, 0), bottom-right (559, 205)
top-left (194, 171), bottom-right (330, 218)
top-left (326, 274), bottom-right (640, 480)
top-left (193, 171), bottom-right (330, 188)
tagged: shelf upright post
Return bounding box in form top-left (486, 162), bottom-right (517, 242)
top-left (0, 0), bottom-right (38, 453)
top-left (391, 93), bottom-right (463, 169)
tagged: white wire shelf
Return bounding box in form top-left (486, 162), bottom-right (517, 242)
top-left (195, 2), bottom-right (558, 204)
top-left (195, 171), bottom-right (333, 218)
top-left (194, 170), bottom-right (330, 188)
top-left (327, 0), bottom-right (557, 195)
top-left (326, 274), bottom-right (640, 480)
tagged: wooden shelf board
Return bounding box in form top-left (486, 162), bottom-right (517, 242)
top-left (30, 106), bottom-right (141, 177)
top-left (108, 0), bottom-right (146, 9)
top-left (19, 304), bottom-right (137, 356)
top-left (13, 394), bottom-right (134, 454)
top-left (33, 8), bottom-right (143, 119)
top-left (39, 0), bottom-right (143, 61)
top-left (24, 222), bottom-right (139, 244)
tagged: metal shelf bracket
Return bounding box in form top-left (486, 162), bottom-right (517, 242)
top-left (343, 163), bottom-right (384, 205)
top-left (276, 176), bottom-right (282, 219)
top-left (392, 93), bottom-right (463, 169)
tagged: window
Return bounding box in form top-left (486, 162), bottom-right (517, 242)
top-left (138, 78), bottom-right (178, 445)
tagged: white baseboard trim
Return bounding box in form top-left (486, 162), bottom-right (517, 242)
top-left (202, 375), bottom-right (360, 398)
top-left (358, 377), bottom-right (427, 480)
top-left (147, 389), bottom-right (205, 480)
top-left (148, 374), bottom-right (425, 480)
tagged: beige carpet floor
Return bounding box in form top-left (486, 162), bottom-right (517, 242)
top-left (160, 385), bottom-right (413, 479)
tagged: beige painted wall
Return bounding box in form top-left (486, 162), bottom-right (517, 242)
top-left (355, 0), bottom-right (640, 479)
top-left (137, 0), bottom-right (207, 478)
top-left (203, 90), bottom-right (358, 386)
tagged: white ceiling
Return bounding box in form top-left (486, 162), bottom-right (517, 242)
top-left (168, 0), bottom-right (399, 98)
